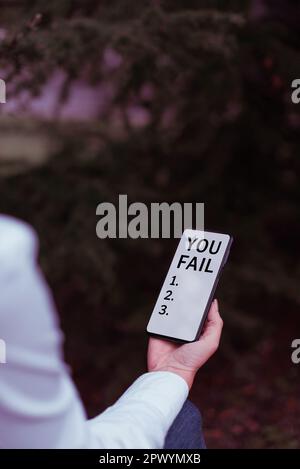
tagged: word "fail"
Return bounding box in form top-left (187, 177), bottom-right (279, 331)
top-left (176, 236), bottom-right (222, 273)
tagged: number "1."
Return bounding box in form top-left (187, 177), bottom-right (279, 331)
top-left (170, 275), bottom-right (178, 286)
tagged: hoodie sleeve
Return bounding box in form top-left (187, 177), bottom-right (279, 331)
top-left (0, 215), bottom-right (188, 449)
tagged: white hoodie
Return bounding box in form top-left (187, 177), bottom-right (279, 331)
top-left (0, 215), bottom-right (188, 448)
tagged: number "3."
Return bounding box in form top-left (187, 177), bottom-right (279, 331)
top-left (159, 305), bottom-right (167, 315)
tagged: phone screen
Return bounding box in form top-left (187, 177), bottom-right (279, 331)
top-left (147, 229), bottom-right (232, 342)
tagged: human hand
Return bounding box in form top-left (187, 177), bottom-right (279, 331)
top-left (147, 299), bottom-right (223, 389)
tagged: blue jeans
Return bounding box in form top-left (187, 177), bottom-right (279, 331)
top-left (163, 400), bottom-right (206, 449)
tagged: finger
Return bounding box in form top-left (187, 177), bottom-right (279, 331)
top-left (207, 299), bottom-right (221, 323)
top-left (147, 336), bottom-right (177, 362)
top-left (183, 299), bottom-right (223, 364)
top-left (206, 299), bottom-right (223, 329)
top-left (148, 336), bottom-right (176, 351)
top-left (200, 299), bottom-right (223, 345)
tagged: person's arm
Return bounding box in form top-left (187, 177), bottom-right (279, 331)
top-left (0, 216), bottom-right (188, 448)
top-left (0, 215), bottom-right (222, 449)
top-left (87, 371), bottom-right (188, 448)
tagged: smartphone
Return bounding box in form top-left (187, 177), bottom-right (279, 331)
top-left (146, 229), bottom-right (233, 343)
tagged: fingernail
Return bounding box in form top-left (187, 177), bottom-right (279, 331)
top-left (214, 298), bottom-right (219, 310)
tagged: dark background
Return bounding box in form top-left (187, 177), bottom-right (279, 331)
top-left (0, 0), bottom-right (299, 448)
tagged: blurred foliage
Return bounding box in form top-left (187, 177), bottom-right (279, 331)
top-left (0, 0), bottom-right (300, 448)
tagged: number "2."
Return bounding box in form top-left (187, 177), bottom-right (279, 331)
top-left (164, 290), bottom-right (172, 301)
